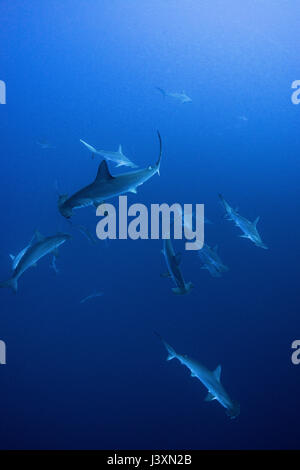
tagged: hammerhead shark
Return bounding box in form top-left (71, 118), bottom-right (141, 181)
top-left (156, 87), bottom-right (192, 103)
top-left (59, 131), bottom-right (162, 219)
top-left (156, 333), bottom-right (240, 419)
top-left (1, 231), bottom-right (71, 293)
top-left (161, 238), bottom-right (193, 295)
top-left (198, 244), bottom-right (229, 278)
top-left (219, 194), bottom-right (268, 249)
top-left (80, 139), bottom-right (137, 168)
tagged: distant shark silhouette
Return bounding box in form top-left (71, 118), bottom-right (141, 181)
top-left (156, 87), bottom-right (192, 103)
top-left (156, 333), bottom-right (240, 419)
top-left (80, 139), bottom-right (137, 168)
top-left (161, 238), bottom-right (193, 295)
top-left (1, 231), bottom-right (71, 293)
top-left (198, 244), bottom-right (229, 277)
top-left (219, 194), bottom-right (268, 249)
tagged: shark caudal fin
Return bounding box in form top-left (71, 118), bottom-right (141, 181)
top-left (154, 331), bottom-right (177, 361)
top-left (155, 130), bottom-right (163, 175)
top-left (226, 401), bottom-right (240, 419)
top-left (218, 193), bottom-right (227, 209)
top-left (0, 277), bottom-right (18, 294)
top-left (156, 87), bottom-right (166, 98)
top-left (58, 194), bottom-right (68, 208)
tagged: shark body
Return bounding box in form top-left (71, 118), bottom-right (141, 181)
top-left (80, 291), bottom-right (103, 304)
top-left (1, 231), bottom-right (71, 293)
top-left (219, 194), bottom-right (268, 249)
top-left (198, 244), bottom-right (229, 278)
top-left (158, 334), bottom-right (240, 419)
top-left (161, 238), bottom-right (193, 295)
top-left (37, 140), bottom-right (55, 149)
top-left (80, 139), bottom-right (137, 168)
top-left (59, 132), bottom-right (162, 219)
top-left (9, 245), bottom-right (31, 271)
top-left (156, 87), bottom-right (192, 103)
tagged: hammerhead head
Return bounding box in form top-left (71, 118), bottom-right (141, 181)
top-left (58, 131), bottom-right (162, 219)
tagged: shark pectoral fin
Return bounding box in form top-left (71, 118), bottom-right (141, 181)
top-left (52, 248), bottom-right (59, 258)
top-left (213, 365), bottom-right (222, 381)
top-left (129, 187), bottom-right (137, 194)
top-left (160, 272), bottom-right (171, 278)
top-left (174, 253), bottom-right (181, 265)
top-left (205, 392), bottom-right (217, 402)
top-left (9, 254), bottom-right (15, 261)
top-left (95, 160), bottom-right (114, 183)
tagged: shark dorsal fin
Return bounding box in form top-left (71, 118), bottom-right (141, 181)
top-left (253, 216), bottom-right (260, 227)
top-left (118, 144), bottom-right (123, 154)
top-left (95, 160), bottom-right (114, 183)
top-left (34, 230), bottom-right (45, 243)
top-left (213, 365), bottom-right (222, 381)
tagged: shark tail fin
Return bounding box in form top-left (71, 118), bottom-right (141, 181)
top-left (165, 342), bottom-right (176, 361)
top-left (58, 194), bottom-right (68, 207)
top-left (155, 130), bottom-right (162, 173)
top-left (226, 401), bottom-right (240, 419)
top-left (154, 331), bottom-right (176, 361)
top-left (156, 87), bottom-right (166, 97)
top-left (0, 278), bottom-right (18, 294)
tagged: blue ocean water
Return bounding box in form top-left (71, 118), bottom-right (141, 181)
top-left (1, 0), bottom-right (300, 450)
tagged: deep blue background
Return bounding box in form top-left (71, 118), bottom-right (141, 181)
top-left (0, 0), bottom-right (300, 449)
